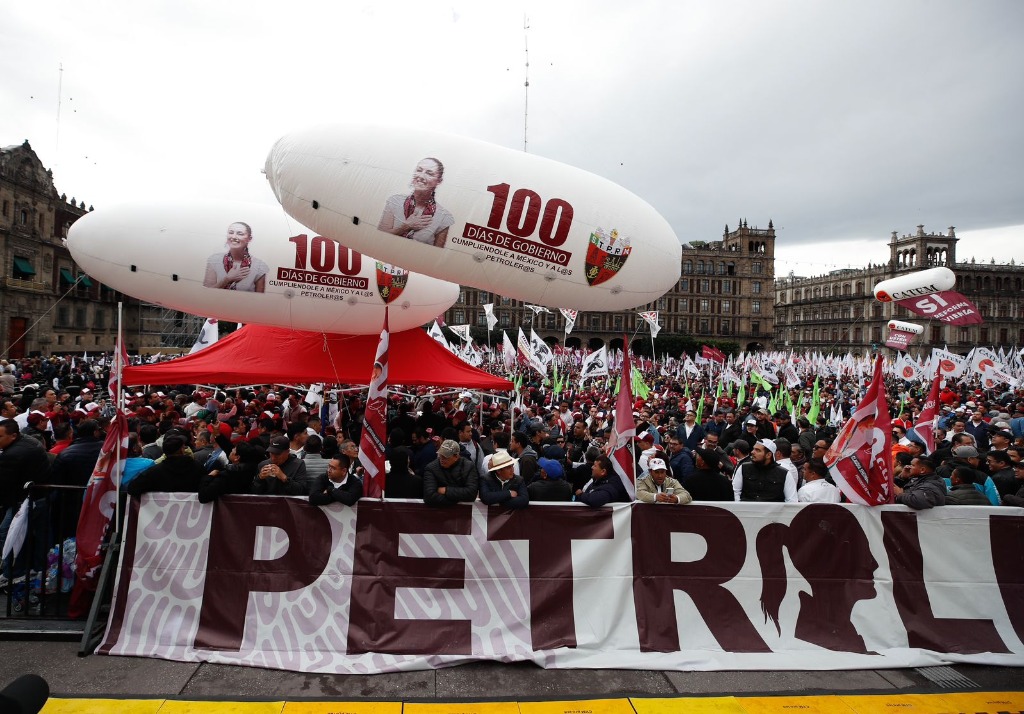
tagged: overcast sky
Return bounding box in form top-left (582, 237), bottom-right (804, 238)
top-left (3, 0), bottom-right (1022, 278)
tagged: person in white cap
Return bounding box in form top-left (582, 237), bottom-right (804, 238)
top-left (732, 438), bottom-right (797, 502)
top-left (635, 457), bottom-right (692, 504)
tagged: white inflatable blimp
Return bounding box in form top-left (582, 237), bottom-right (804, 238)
top-left (886, 320), bottom-right (925, 335)
top-left (873, 267), bottom-right (955, 303)
top-left (264, 124), bottom-right (682, 311)
top-left (66, 202), bottom-right (459, 334)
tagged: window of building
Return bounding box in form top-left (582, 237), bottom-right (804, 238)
top-left (699, 319), bottom-right (709, 333)
top-left (959, 327), bottom-right (968, 344)
top-left (500, 314), bottom-right (511, 327)
top-left (457, 291), bottom-right (465, 304)
top-left (454, 310), bottom-right (464, 323)
top-left (721, 319), bottom-right (731, 334)
top-left (57, 307), bottom-right (70, 328)
top-left (854, 327), bottom-right (862, 342)
top-left (752, 262), bottom-right (763, 274)
top-left (477, 313), bottom-right (488, 327)
top-left (722, 300), bottom-right (731, 313)
top-left (613, 315), bottom-right (623, 330)
top-left (700, 298), bottom-right (710, 312)
top-left (751, 321), bottom-right (760, 335)
top-left (478, 291), bottom-right (491, 303)
top-left (1000, 328), bottom-right (1008, 345)
top-left (501, 296), bottom-right (511, 304)
top-left (2, 200), bottom-right (8, 217)
top-left (94, 311), bottom-right (106, 330)
top-left (75, 308), bottom-right (87, 328)
top-left (680, 279), bottom-right (689, 291)
top-left (684, 261), bottom-right (692, 274)
top-left (752, 300), bottom-right (761, 314)
top-left (590, 315), bottom-right (600, 329)
top-left (701, 279), bottom-right (710, 292)
top-left (722, 279), bottom-right (731, 293)
top-left (717, 262), bottom-right (725, 275)
top-left (12, 256), bottom-right (36, 280)
top-left (752, 281), bottom-right (761, 294)
top-left (57, 335), bottom-right (63, 345)
top-left (980, 327), bottom-right (989, 343)
top-left (696, 261), bottom-right (705, 274)
top-left (20, 209), bottom-right (28, 225)
top-left (823, 286), bottom-right (830, 297)
top-left (872, 304), bottom-right (882, 318)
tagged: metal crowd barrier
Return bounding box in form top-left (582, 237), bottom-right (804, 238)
top-left (1, 483), bottom-right (86, 623)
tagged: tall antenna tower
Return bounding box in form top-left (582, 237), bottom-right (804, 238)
top-left (523, 16), bottom-right (530, 153)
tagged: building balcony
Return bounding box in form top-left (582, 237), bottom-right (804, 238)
top-left (2, 277), bottom-right (50, 293)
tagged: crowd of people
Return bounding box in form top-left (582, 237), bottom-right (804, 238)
top-left (1, 350), bottom-right (1024, 578)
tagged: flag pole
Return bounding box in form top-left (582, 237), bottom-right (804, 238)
top-left (114, 301), bottom-right (123, 536)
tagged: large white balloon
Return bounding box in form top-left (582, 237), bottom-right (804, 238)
top-left (873, 267), bottom-right (955, 302)
top-left (886, 320), bottom-right (925, 334)
top-left (67, 202), bottom-right (459, 334)
top-left (264, 124), bottom-right (682, 311)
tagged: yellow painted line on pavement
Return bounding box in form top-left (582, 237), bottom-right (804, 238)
top-left (38, 692), bottom-right (1024, 714)
top-left (632, 695), bottom-right (749, 713)
top-left (518, 699), bottom-right (636, 714)
top-left (736, 695), bottom-right (858, 713)
top-left (42, 700), bottom-right (166, 714)
top-left (405, 703), bottom-right (521, 714)
top-left (282, 703), bottom-right (403, 714)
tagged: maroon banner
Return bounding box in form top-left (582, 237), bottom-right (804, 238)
top-left (884, 328), bottom-right (917, 351)
top-left (358, 308), bottom-right (389, 497)
top-left (823, 356), bottom-right (893, 506)
top-left (897, 290), bottom-right (983, 325)
top-left (701, 345), bottom-right (726, 363)
top-left (611, 338), bottom-right (636, 498)
top-left (911, 374), bottom-right (941, 454)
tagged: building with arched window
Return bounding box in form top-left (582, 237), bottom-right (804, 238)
top-left (774, 225), bottom-right (1024, 353)
top-left (0, 141), bottom-right (176, 357)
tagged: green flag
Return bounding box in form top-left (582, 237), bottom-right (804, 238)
top-left (807, 377), bottom-right (821, 425)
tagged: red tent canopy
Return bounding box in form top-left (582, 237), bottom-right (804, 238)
top-left (123, 325), bottom-right (512, 390)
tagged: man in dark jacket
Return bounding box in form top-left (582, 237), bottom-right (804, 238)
top-left (575, 455), bottom-right (628, 507)
top-left (685, 448), bottom-right (734, 501)
top-left (251, 435), bottom-right (311, 496)
top-left (527, 456), bottom-right (572, 502)
top-left (509, 431), bottom-right (539, 484)
top-left (309, 455), bottom-right (363, 507)
top-left (126, 434), bottom-right (206, 497)
top-left (945, 466), bottom-right (992, 506)
top-left (0, 419), bottom-right (49, 577)
top-left (774, 411), bottom-right (799, 443)
top-left (479, 450), bottom-right (528, 509)
top-left (894, 456), bottom-right (946, 509)
top-left (732, 439), bottom-right (796, 502)
top-left (423, 439), bottom-right (478, 506)
top-left (48, 419), bottom-right (104, 487)
top-left (665, 436), bottom-right (695, 484)
top-left (985, 450), bottom-right (1017, 500)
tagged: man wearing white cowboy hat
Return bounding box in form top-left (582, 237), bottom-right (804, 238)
top-left (479, 450), bottom-right (529, 509)
top-left (635, 457), bottom-right (692, 504)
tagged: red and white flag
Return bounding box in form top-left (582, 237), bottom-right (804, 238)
top-left (70, 413), bottom-right (129, 618)
top-left (359, 308), bottom-right (389, 498)
top-left (823, 355), bottom-right (893, 506)
top-left (910, 373), bottom-right (941, 455)
top-left (610, 338), bottom-right (637, 499)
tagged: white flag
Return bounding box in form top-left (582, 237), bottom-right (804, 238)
top-left (449, 324), bottom-right (471, 343)
top-left (529, 328), bottom-right (554, 366)
top-left (638, 311), bottom-right (661, 339)
top-left (483, 303), bottom-right (498, 331)
top-left (524, 304), bottom-right (552, 315)
top-left (303, 383), bottom-right (325, 408)
top-left (502, 331), bottom-right (517, 371)
top-left (427, 320), bottom-right (449, 350)
top-left (931, 348), bottom-right (967, 380)
top-left (580, 347), bottom-right (609, 384)
top-left (518, 328), bottom-right (548, 375)
top-left (189, 318), bottom-right (219, 354)
top-left (559, 308), bottom-right (578, 335)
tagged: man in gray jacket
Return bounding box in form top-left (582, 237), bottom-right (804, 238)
top-left (894, 456), bottom-right (945, 509)
top-left (423, 439), bottom-right (479, 507)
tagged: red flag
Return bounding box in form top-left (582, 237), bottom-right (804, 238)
top-left (701, 345), bottom-right (726, 364)
top-left (610, 337), bottom-right (637, 499)
top-left (359, 308), bottom-right (389, 498)
top-left (910, 373), bottom-right (942, 455)
top-left (823, 355), bottom-right (893, 505)
top-left (897, 290), bottom-right (983, 325)
top-left (69, 410), bottom-right (129, 617)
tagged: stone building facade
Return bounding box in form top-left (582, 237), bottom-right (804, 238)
top-left (774, 225), bottom-right (1024, 354)
top-left (0, 141), bottom-right (163, 357)
top-left (444, 220), bottom-right (775, 352)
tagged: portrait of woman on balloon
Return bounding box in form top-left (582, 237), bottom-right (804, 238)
top-left (377, 157), bottom-right (454, 248)
top-left (203, 221), bottom-right (269, 292)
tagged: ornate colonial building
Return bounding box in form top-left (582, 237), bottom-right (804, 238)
top-left (774, 225), bottom-right (1024, 354)
top-left (0, 141), bottom-right (169, 357)
top-left (444, 220), bottom-right (776, 352)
